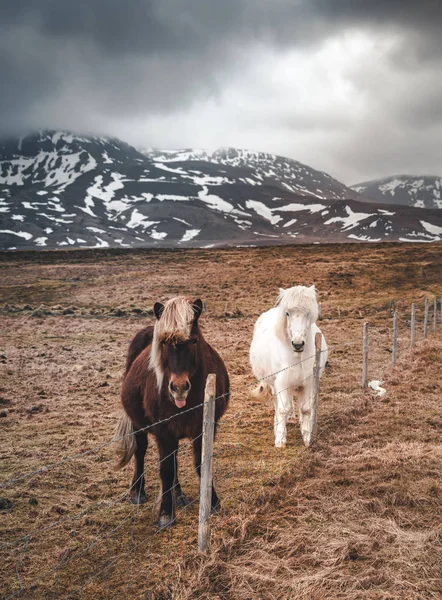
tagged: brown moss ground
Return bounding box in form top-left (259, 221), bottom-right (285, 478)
top-left (0, 243), bottom-right (441, 600)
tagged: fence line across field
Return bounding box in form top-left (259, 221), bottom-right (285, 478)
top-left (0, 340), bottom-right (338, 492)
top-left (2, 295), bottom-right (441, 598)
top-left (2, 342), bottom-right (336, 599)
top-left (2, 296), bottom-right (439, 536)
top-left (2, 346), bottom-right (329, 552)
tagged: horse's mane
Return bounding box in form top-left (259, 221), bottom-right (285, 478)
top-left (149, 296), bottom-right (198, 391)
top-left (275, 286), bottom-right (319, 339)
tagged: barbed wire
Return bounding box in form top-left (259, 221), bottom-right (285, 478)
top-left (2, 318), bottom-right (440, 599)
top-left (0, 334), bottom-right (400, 554)
top-left (2, 342), bottom-right (332, 600)
top-left (0, 341), bottom-right (333, 491)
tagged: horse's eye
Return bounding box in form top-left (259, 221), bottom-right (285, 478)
top-left (286, 312), bottom-right (289, 317)
top-left (160, 340), bottom-right (166, 346)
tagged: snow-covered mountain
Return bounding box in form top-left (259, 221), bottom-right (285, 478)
top-left (142, 147), bottom-right (366, 202)
top-left (1, 131), bottom-right (442, 250)
top-left (352, 175), bottom-right (442, 210)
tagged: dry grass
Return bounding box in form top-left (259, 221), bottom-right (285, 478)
top-left (171, 341), bottom-right (442, 600)
top-left (0, 243), bottom-right (441, 600)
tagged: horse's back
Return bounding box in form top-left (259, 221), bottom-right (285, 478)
top-left (125, 326), bottom-right (154, 376)
top-left (204, 341), bottom-right (230, 418)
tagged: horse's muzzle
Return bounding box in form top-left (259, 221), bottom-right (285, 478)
top-left (169, 379), bottom-right (191, 409)
top-left (292, 341), bottom-right (305, 352)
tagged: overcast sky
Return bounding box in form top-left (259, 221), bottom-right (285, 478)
top-left (1, 0), bottom-right (441, 184)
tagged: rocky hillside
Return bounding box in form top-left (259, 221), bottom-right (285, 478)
top-left (1, 131), bottom-right (441, 249)
top-left (352, 175), bottom-right (442, 210)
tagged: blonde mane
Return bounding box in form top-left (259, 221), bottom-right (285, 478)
top-left (149, 297), bottom-right (196, 391)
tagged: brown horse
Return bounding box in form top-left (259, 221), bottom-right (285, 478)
top-left (114, 297), bottom-right (230, 528)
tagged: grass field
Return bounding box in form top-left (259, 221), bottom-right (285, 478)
top-left (1, 243), bottom-right (441, 600)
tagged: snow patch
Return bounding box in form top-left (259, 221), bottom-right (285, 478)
top-left (246, 200), bottom-right (282, 225)
top-left (127, 208), bottom-right (158, 230)
top-left (420, 221), bottom-right (442, 236)
top-left (0, 230), bottom-right (33, 240)
top-left (151, 231), bottom-right (167, 240)
top-left (181, 229), bottom-right (201, 242)
top-left (324, 205), bottom-right (372, 231)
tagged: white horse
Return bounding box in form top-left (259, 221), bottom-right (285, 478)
top-left (250, 285), bottom-right (328, 448)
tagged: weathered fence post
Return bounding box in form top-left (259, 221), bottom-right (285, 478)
top-left (198, 373), bottom-right (216, 553)
top-left (410, 303), bottom-right (416, 348)
top-left (424, 298), bottom-right (429, 338)
top-left (304, 332), bottom-right (322, 447)
top-left (434, 298), bottom-right (437, 333)
top-left (362, 322), bottom-right (369, 388)
top-left (318, 303), bottom-right (323, 321)
top-left (392, 311), bottom-right (398, 365)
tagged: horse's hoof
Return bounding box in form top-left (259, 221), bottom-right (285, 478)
top-left (275, 441), bottom-right (286, 449)
top-left (302, 435), bottom-right (312, 448)
top-left (157, 514), bottom-right (175, 529)
top-left (129, 491), bottom-right (148, 505)
top-left (176, 493), bottom-right (191, 508)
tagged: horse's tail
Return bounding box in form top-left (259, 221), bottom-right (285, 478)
top-left (113, 412), bottom-right (137, 470)
top-left (251, 381), bottom-right (273, 403)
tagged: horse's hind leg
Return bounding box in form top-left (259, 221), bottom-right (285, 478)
top-left (129, 431), bottom-right (148, 504)
top-left (193, 436), bottom-right (220, 513)
top-left (157, 436), bottom-right (179, 528)
top-left (174, 479), bottom-right (191, 508)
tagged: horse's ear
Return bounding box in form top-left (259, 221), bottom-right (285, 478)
top-left (310, 285), bottom-right (316, 290)
top-left (154, 302), bottom-right (164, 320)
top-left (275, 288), bottom-right (285, 306)
top-left (192, 299), bottom-right (203, 321)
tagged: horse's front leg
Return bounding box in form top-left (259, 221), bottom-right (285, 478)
top-left (297, 379), bottom-right (315, 447)
top-left (193, 436), bottom-right (220, 513)
top-left (129, 431), bottom-right (148, 504)
top-left (157, 436), bottom-right (179, 528)
top-left (274, 386), bottom-right (294, 448)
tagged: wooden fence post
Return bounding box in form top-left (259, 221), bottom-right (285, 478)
top-left (424, 298), bottom-right (429, 338)
top-left (362, 322), bottom-right (369, 388)
top-left (303, 332), bottom-right (322, 447)
top-left (410, 303), bottom-right (416, 348)
top-left (392, 311), bottom-right (398, 365)
top-left (198, 373), bottom-right (216, 553)
top-left (434, 298), bottom-right (437, 333)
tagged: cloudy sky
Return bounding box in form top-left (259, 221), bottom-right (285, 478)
top-left (1, 0), bottom-right (441, 184)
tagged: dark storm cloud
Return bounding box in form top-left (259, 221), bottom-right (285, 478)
top-left (0, 0), bottom-right (441, 181)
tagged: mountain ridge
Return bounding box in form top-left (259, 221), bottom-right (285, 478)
top-left (352, 174), bottom-right (442, 210)
top-left (1, 130), bottom-right (441, 249)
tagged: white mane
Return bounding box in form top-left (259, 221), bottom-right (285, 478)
top-left (149, 297), bottom-right (196, 391)
top-left (276, 285), bottom-right (319, 322)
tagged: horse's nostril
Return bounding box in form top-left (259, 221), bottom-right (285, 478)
top-left (183, 381), bottom-right (190, 392)
top-left (292, 341), bottom-right (305, 350)
top-left (170, 381), bottom-right (177, 392)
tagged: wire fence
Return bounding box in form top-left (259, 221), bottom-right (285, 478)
top-left (1, 295), bottom-right (441, 599)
